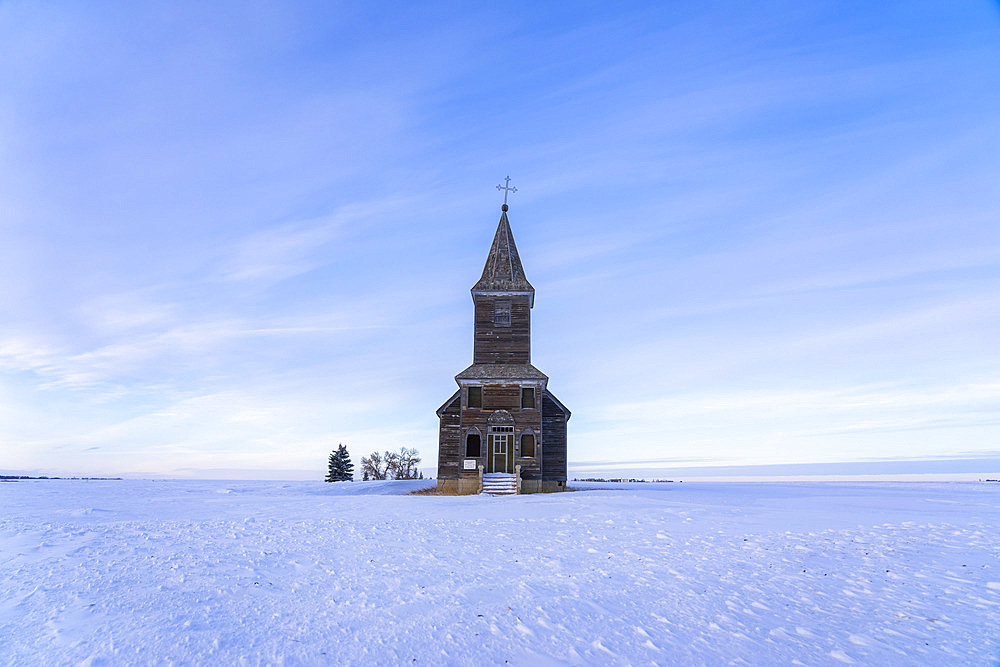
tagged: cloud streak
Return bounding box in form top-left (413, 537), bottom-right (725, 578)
top-left (1, 2), bottom-right (998, 476)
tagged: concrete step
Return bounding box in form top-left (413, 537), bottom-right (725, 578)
top-left (482, 474), bottom-right (518, 495)
top-left (482, 473), bottom-right (517, 495)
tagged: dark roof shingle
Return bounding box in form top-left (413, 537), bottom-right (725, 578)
top-left (455, 363), bottom-right (548, 381)
top-left (472, 209), bottom-right (535, 295)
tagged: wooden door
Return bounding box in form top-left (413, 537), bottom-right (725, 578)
top-left (489, 432), bottom-right (510, 473)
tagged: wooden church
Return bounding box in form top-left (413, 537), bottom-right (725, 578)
top-left (436, 195), bottom-right (570, 494)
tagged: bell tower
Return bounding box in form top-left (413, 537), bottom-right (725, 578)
top-left (470, 203), bottom-right (534, 365)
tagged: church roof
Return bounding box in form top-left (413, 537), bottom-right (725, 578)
top-left (435, 389), bottom-right (460, 417)
top-left (455, 363), bottom-right (548, 382)
top-left (471, 207), bottom-right (535, 300)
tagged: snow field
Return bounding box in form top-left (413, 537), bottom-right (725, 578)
top-left (1, 480), bottom-right (998, 665)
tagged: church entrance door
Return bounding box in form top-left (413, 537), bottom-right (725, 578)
top-left (488, 427), bottom-right (514, 474)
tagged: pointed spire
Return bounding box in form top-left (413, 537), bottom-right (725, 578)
top-left (472, 206), bottom-right (535, 302)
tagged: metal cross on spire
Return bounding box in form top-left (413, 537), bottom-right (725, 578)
top-left (496, 175), bottom-right (517, 208)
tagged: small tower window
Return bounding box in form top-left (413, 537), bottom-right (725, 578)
top-left (466, 432), bottom-right (481, 457)
top-left (494, 300), bottom-right (511, 327)
top-left (467, 386), bottom-right (482, 409)
top-left (520, 433), bottom-right (535, 458)
top-left (521, 387), bottom-right (535, 409)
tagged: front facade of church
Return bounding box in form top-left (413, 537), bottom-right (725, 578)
top-left (436, 204), bottom-right (570, 494)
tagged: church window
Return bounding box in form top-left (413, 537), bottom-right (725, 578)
top-left (494, 300), bottom-right (511, 327)
top-left (466, 432), bottom-right (481, 457)
top-left (521, 433), bottom-right (535, 458)
top-left (521, 387), bottom-right (535, 409)
top-left (468, 386), bottom-right (482, 409)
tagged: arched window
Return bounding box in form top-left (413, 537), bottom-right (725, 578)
top-left (520, 433), bottom-right (535, 458)
top-left (466, 431), bottom-right (481, 457)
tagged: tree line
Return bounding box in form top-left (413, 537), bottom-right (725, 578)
top-left (359, 447), bottom-right (422, 480)
top-left (325, 445), bottom-right (423, 482)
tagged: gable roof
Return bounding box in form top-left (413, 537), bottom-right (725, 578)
top-left (543, 388), bottom-right (572, 421)
top-left (435, 389), bottom-right (460, 417)
top-left (471, 208), bottom-right (535, 301)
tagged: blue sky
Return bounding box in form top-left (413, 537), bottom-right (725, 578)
top-left (1, 1), bottom-right (999, 479)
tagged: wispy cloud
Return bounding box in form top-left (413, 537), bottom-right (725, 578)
top-left (216, 196), bottom-right (418, 284)
top-left (1, 2), bottom-right (998, 476)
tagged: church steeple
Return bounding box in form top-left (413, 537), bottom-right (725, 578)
top-left (434, 185), bottom-right (571, 494)
top-left (471, 205), bottom-right (535, 307)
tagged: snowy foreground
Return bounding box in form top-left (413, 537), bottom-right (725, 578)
top-left (2, 480), bottom-right (999, 665)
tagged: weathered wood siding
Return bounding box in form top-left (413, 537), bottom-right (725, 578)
top-left (460, 383), bottom-right (543, 479)
top-left (473, 294), bottom-right (531, 365)
top-left (541, 390), bottom-right (568, 482)
top-left (483, 385), bottom-right (520, 410)
top-left (436, 392), bottom-right (462, 480)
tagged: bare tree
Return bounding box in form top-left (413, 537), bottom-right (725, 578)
top-left (383, 450), bottom-right (400, 478)
top-left (362, 447), bottom-right (422, 480)
top-left (387, 447), bottom-right (421, 480)
top-left (360, 451), bottom-right (389, 480)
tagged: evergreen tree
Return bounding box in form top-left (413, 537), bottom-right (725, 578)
top-left (326, 443), bottom-right (354, 482)
top-left (325, 449), bottom-right (341, 483)
top-left (336, 444), bottom-right (354, 481)
top-left (363, 469), bottom-right (369, 481)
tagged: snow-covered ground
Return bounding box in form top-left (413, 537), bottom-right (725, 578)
top-left (2, 480), bottom-right (998, 665)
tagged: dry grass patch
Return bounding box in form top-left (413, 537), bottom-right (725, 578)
top-left (409, 485), bottom-right (466, 496)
